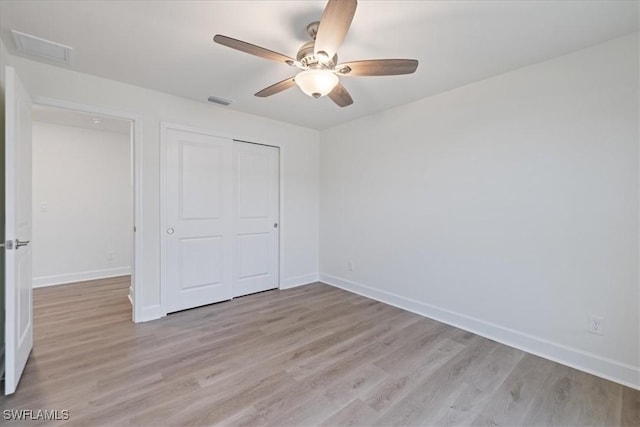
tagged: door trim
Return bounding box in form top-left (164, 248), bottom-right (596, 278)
top-left (33, 96), bottom-right (144, 323)
top-left (159, 122), bottom-right (282, 317)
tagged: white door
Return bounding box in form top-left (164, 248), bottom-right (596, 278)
top-left (4, 67), bottom-right (33, 395)
top-left (233, 142), bottom-right (279, 296)
top-left (163, 128), bottom-right (233, 313)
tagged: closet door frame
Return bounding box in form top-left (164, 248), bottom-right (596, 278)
top-left (159, 122), bottom-right (283, 317)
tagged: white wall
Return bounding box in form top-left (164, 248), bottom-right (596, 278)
top-left (32, 122), bottom-right (132, 286)
top-left (320, 34), bottom-right (639, 388)
top-left (8, 54), bottom-right (320, 321)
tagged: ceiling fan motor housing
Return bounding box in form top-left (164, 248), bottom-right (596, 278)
top-left (297, 21), bottom-right (338, 70)
top-left (296, 41), bottom-right (338, 69)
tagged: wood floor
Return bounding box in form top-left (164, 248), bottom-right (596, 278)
top-left (2, 276), bottom-right (638, 426)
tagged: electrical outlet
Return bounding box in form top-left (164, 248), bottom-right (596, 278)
top-left (588, 315), bottom-right (604, 336)
top-left (347, 261), bottom-right (355, 272)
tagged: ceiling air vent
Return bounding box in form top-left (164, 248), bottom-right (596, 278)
top-left (11, 30), bottom-right (73, 64)
top-left (207, 96), bottom-right (232, 106)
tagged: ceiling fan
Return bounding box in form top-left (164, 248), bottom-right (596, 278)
top-left (213, 0), bottom-right (418, 107)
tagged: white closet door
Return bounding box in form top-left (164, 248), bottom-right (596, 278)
top-left (163, 128), bottom-right (233, 313)
top-left (233, 142), bottom-right (279, 297)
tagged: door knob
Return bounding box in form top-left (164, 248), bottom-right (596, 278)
top-left (273, 223), bottom-right (278, 228)
top-left (167, 228), bottom-right (174, 235)
top-left (15, 239), bottom-right (30, 248)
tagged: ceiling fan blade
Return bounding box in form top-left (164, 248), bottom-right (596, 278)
top-left (255, 77), bottom-right (297, 97)
top-left (328, 83), bottom-right (353, 107)
top-left (214, 35), bottom-right (294, 64)
top-left (336, 59), bottom-right (419, 76)
top-left (314, 0), bottom-right (358, 59)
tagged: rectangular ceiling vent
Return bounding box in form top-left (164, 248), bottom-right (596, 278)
top-left (208, 96), bottom-right (232, 106)
top-left (11, 30), bottom-right (73, 64)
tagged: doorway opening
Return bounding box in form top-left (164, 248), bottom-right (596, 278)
top-left (31, 101), bottom-right (141, 322)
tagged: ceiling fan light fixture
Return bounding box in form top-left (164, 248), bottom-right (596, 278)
top-left (213, 0), bottom-right (418, 107)
top-left (295, 69), bottom-right (339, 98)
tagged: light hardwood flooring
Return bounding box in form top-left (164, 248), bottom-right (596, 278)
top-left (1, 276), bottom-right (638, 426)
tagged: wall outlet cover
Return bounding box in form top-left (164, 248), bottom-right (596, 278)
top-left (588, 315), bottom-right (604, 336)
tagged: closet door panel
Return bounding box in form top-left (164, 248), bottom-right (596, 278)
top-left (233, 142), bottom-right (280, 296)
top-left (163, 129), bottom-right (233, 313)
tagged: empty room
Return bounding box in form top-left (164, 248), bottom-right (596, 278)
top-left (1, 0), bottom-right (638, 426)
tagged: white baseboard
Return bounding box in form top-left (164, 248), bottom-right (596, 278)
top-left (319, 273), bottom-right (640, 390)
top-left (33, 267), bottom-right (132, 288)
top-left (138, 304), bottom-right (163, 323)
top-left (280, 273), bottom-right (319, 289)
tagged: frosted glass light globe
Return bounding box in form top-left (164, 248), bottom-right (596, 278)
top-left (295, 70), bottom-right (339, 98)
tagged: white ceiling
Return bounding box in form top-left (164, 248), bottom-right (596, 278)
top-left (2, 1), bottom-right (638, 130)
top-left (33, 105), bottom-right (131, 135)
